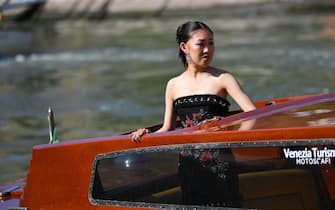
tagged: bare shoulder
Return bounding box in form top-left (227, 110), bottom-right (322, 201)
top-left (165, 75), bottom-right (181, 99)
top-left (166, 75), bottom-right (179, 89)
top-left (210, 67), bottom-right (234, 80)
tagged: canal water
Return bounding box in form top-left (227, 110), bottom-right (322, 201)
top-left (1, 8), bottom-right (335, 184)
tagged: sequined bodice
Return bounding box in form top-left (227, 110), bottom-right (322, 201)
top-left (173, 94), bottom-right (230, 128)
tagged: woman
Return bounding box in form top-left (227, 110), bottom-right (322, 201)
top-left (131, 21), bottom-right (255, 141)
top-left (131, 21), bottom-right (256, 207)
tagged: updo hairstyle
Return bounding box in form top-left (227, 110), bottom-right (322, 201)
top-left (176, 21), bottom-right (213, 67)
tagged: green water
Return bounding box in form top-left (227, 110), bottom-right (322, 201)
top-left (1, 8), bottom-right (335, 184)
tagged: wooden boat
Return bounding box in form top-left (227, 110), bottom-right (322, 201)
top-left (1, 93), bottom-right (335, 210)
top-left (0, 0), bottom-right (46, 22)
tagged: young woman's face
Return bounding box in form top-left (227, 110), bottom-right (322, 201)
top-left (182, 28), bottom-right (215, 69)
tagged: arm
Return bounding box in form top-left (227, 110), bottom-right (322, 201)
top-left (156, 79), bottom-right (177, 132)
top-left (223, 73), bottom-right (256, 131)
top-left (131, 79), bottom-right (177, 142)
top-left (223, 73), bottom-right (256, 112)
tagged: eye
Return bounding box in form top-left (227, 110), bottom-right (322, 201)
top-left (196, 42), bottom-right (206, 48)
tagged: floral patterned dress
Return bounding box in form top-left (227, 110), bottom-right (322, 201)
top-left (173, 94), bottom-right (242, 207)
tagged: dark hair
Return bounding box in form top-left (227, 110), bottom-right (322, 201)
top-left (176, 21), bottom-right (213, 67)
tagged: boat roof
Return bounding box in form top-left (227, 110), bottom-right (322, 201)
top-left (33, 93), bottom-right (335, 149)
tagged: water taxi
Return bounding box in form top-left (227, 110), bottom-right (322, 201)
top-left (1, 93), bottom-right (335, 210)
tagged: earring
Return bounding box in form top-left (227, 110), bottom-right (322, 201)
top-left (186, 54), bottom-right (190, 63)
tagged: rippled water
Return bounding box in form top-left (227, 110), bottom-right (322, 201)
top-left (1, 9), bottom-right (335, 184)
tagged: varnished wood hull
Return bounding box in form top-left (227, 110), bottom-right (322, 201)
top-left (1, 93), bottom-right (335, 210)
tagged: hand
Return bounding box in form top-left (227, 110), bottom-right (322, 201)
top-left (130, 128), bottom-right (149, 142)
top-left (238, 119), bottom-right (255, 131)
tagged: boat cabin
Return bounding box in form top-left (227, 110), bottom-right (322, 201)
top-left (1, 93), bottom-right (335, 210)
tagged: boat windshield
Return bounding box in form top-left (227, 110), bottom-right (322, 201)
top-left (216, 101), bottom-right (335, 132)
top-left (90, 140), bottom-right (335, 210)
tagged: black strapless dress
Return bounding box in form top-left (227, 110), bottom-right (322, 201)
top-left (173, 94), bottom-right (230, 128)
top-left (173, 95), bottom-right (242, 207)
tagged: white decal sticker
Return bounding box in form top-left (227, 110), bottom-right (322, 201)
top-left (283, 147), bottom-right (335, 165)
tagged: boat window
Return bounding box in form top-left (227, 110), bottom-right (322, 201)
top-left (89, 140), bottom-right (335, 210)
